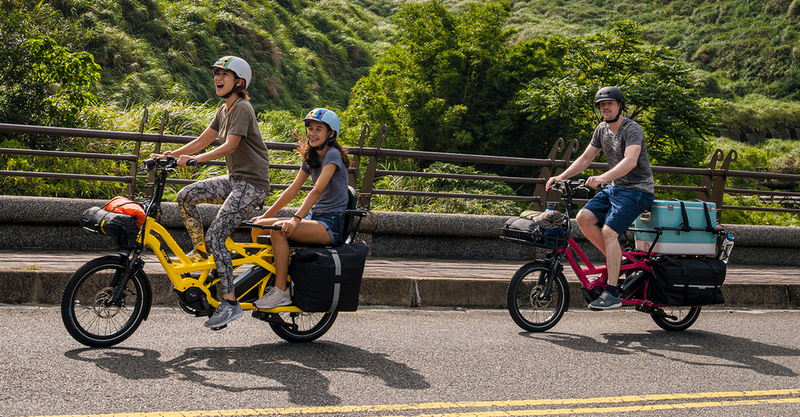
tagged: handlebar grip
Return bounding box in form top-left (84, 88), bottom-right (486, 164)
top-left (186, 159), bottom-right (198, 167)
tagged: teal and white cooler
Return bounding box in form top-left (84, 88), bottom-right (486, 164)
top-left (634, 200), bottom-right (718, 256)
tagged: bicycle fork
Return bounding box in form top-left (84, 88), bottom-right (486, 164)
top-left (107, 251), bottom-right (145, 306)
top-left (540, 254), bottom-right (565, 301)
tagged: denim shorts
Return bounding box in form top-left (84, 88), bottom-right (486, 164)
top-left (305, 211), bottom-right (343, 245)
top-left (582, 185), bottom-right (654, 235)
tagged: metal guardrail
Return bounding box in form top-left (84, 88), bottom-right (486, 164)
top-left (2, 109), bottom-right (800, 216)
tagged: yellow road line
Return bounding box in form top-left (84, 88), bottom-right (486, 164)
top-left (34, 388), bottom-right (800, 417)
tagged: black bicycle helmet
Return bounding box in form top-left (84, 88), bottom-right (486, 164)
top-left (594, 86), bottom-right (625, 123)
top-left (594, 86), bottom-right (624, 107)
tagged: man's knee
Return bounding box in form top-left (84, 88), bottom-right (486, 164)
top-left (576, 209), bottom-right (598, 229)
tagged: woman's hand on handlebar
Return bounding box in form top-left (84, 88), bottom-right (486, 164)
top-left (176, 154), bottom-right (197, 168)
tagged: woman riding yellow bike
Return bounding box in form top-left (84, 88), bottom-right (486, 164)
top-left (151, 56), bottom-right (270, 329)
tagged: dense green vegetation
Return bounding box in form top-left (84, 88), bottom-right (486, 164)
top-left (1, 0), bottom-right (800, 224)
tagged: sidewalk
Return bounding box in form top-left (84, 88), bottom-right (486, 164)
top-left (1, 249), bottom-right (799, 309)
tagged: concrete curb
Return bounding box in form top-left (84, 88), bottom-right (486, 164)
top-left (3, 270), bottom-right (798, 310)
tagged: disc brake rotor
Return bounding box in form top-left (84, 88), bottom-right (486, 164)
top-left (93, 287), bottom-right (122, 318)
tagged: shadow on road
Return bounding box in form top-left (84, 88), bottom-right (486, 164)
top-left (522, 330), bottom-right (798, 377)
top-left (64, 341), bottom-right (429, 406)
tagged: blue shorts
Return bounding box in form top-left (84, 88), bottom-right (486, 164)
top-left (582, 185), bottom-right (654, 235)
top-left (305, 211), bottom-right (343, 245)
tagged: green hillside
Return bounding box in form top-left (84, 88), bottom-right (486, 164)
top-left (16, 0), bottom-right (394, 114)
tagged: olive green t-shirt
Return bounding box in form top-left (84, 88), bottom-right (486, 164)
top-left (209, 99), bottom-right (271, 191)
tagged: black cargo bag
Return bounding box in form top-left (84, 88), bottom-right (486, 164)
top-left (649, 256), bottom-right (726, 306)
top-left (501, 211), bottom-right (567, 248)
top-left (288, 241), bottom-right (368, 312)
top-left (79, 206), bottom-right (139, 250)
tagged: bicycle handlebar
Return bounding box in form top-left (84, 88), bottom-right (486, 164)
top-left (144, 156), bottom-right (197, 171)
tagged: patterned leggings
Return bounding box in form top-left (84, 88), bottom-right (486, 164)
top-left (177, 175), bottom-right (268, 294)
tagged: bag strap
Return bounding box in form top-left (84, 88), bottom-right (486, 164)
top-left (678, 201), bottom-right (691, 232)
top-left (327, 248), bottom-right (342, 311)
top-left (701, 202), bottom-right (715, 232)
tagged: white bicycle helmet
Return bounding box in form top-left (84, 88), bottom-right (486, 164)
top-left (211, 56), bottom-right (252, 97)
top-left (303, 108), bottom-right (340, 144)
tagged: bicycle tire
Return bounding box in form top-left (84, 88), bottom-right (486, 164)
top-left (651, 306), bottom-right (702, 331)
top-left (269, 311), bottom-right (338, 343)
top-left (507, 261), bottom-right (570, 332)
top-left (61, 255), bottom-right (151, 347)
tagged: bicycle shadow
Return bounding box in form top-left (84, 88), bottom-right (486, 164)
top-left (523, 330), bottom-right (798, 377)
top-left (64, 341), bottom-right (429, 406)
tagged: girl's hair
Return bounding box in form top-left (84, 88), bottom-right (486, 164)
top-left (238, 89), bottom-right (250, 100)
top-left (293, 129), bottom-right (350, 169)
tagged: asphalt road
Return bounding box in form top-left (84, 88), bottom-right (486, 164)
top-left (2, 306), bottom-right (800, 417)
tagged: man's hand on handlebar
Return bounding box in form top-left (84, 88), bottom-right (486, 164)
top-left (585, 176), bottom-right (609, 189)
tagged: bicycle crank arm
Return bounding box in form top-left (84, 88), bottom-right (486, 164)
top-left (252, 311), bottom-right (299, 332)
top-left (637, 305), bottom-right (678, 321)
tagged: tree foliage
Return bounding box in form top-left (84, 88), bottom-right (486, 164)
top-left (343, 0), bottom-right (560, 162)
top-left (0, 2), bottom-right (101, 147)
top-left (517, 21), bottom-right (724, 167)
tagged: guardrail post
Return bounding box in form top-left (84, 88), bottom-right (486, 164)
top-left (358, 125), bottom-right (387, 210)
top-left (531, 139), bottom-right (579, 211)
top-left (349, 123), bottom-right (369, 189)
top-left (145, 109), bottom-right (169, 199)
top-left (697, 149), bottom-right (723, 202)
top-left (130, 107), bottom-right (148, 199)
top-left (710, 149), bottom-right (737, 222)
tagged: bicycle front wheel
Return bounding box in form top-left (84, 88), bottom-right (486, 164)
top-left (507, 261), bottom-right (570, 332)
top-left (270, 311), bottom-right (338, 343)
top-left (651, 306), bottom-right (701, 331)
top-left (61, 255), bottom-right (151, 347)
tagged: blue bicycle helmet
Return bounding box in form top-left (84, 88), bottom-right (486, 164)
top-left (303, 108), bottom-right (340, 149)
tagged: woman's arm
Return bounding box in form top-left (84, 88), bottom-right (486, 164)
top-left (254, 169), bottom-right (310, 219)
top-left (155, 125), bottom-right (218, 159)
top-left (292, 163), bottom-right (337, 218)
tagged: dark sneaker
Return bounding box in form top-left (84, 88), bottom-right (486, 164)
top-left (254, 286), bottom-right (292, 309)
top-left (588, 290), bottom-right (622, 310)
top-left (204, 300), bottom-right (243, 329)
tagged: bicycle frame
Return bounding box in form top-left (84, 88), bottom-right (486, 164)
top-left (555, 237), bottom-right (657, 307)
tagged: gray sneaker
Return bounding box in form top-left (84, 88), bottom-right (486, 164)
top-left (254, 286), bottom-right (292, 309)
top-left (204, 300), bottom-right (243, 329)
top-left (588, 290), bottom-right (622, 310)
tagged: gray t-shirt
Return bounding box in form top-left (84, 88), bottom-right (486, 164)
top-left (209, 99), bottom-right (271, 191)
top-left (589, 118), bottom-right (654, 194)
top-left (301, 147), bottom-right (349, 213)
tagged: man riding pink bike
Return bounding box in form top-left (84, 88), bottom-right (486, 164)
top-left (546, 86), bottom-right (655, 310)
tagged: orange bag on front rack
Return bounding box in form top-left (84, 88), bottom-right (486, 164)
top-left (103, 196), bottom-right (146, 227)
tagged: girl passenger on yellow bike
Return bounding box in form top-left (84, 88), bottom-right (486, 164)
top-left (151, 56), bottom-right (271, 329)
top-left (250, 108), bottom-right (350, 309)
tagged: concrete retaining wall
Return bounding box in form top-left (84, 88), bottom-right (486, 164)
top-left (1, 195), bottom-right (799, 265)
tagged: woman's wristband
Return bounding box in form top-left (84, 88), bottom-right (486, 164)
top-left (292, 214), bottom-right (303, 221)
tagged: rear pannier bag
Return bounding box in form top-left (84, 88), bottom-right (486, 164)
top-left (501, 210), bottom-right (567, 248)
top-left (649, 256), bottom-right (726, 306)
top-left (79, 206), bottom-right (140, 250)
top-left (288, 241), bottom-right (368, 312)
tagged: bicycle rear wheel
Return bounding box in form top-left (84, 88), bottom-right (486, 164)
top-left (270, 311), bottom-right (338, 343)
top-left (651, 306), bottom-right (701, 331)
top-left (507, 261), bottom-right (570, 332)
top-left (61, 255), bottom-right (151, 347)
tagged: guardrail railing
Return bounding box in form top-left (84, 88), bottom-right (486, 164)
top-left (2, 109), bottom-right (800, 217)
